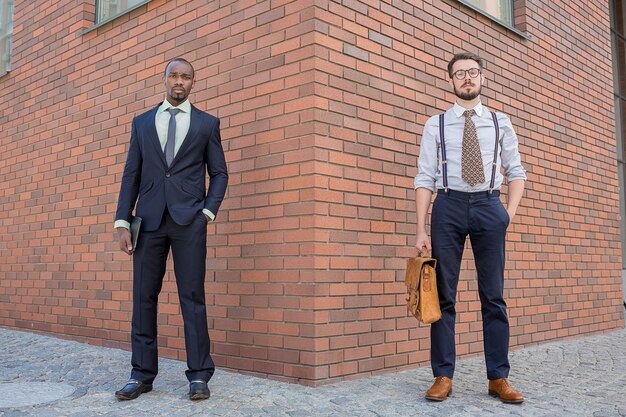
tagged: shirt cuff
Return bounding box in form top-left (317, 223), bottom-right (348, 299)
top-left (202, 209), bottom-right (216, 222)
top-left (413, 176), bottom-right (436, 191)
top-left (115, 220), bottom-right (131, 230)
top-left (507, 173), bottom-right (528, 182)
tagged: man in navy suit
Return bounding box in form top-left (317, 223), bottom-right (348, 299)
top-left (114, 58), bottom-right (228, 401)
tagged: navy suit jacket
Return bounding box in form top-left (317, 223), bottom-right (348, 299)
top-left (115, 103), bottom-right (228, 231)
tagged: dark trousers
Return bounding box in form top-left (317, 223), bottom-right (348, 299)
top-left (430, 190), bottom-right (510, 380)
top-left (130, 211), bottom-right (214, 384)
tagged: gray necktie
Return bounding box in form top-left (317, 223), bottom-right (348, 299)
top-left (461, 109), bottom-right (485, 186)
top-left (165, 108), bottom-right (180, 166)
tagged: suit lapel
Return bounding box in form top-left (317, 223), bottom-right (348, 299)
top-left (145, 104), bottom-right (168, 167)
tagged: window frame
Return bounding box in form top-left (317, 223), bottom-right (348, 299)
top-left (0, 0), bottom-right (14, 77)
top-left (83, 0), bottom-right (151, 34)
top-left (457, 0), bottom-right (530, 39)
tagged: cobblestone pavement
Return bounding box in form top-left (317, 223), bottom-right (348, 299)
top-left (0, 326), bottom-right (625, 417)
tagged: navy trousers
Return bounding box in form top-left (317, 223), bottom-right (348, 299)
top-left (130, 211), bottom-right (214, 384)
top-left (430, 189), bottom-right (511, 380)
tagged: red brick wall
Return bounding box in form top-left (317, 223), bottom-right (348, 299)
top-left (0, 0), bottom-right (623, 385)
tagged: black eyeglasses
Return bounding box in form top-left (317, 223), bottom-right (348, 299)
top-left (452, 68), bottom-right (481, 80)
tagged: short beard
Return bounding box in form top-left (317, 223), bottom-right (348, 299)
top-left (169, 91), bottom-right (187, 104)
top-left (454, 84), bottom-right (481, 101)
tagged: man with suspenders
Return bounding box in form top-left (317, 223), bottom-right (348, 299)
top-left (414, 52), bottom-right (527, 403)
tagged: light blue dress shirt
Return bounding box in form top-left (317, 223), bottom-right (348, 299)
top-left (414, 102), bottom-right (527, 192)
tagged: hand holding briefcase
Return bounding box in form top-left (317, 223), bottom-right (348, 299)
top-left (404, 255), bottom-right (441, 324)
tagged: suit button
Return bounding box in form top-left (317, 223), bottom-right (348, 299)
top-left (165, 172), bottom-right (171, 177)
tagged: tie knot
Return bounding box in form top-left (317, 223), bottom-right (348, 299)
top-left (463, 109), bottom-right (475, 119)
top-left (168, 108), bottom-right (180, 117)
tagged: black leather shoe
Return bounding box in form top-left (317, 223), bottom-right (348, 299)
top-left (115, 380), bottom-right (153, 401)
top-left (189, 380), bottom-right (210, 401)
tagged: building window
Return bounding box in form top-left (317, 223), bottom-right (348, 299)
top-left (0, 0), bottom-right (13, 77)
top-left (610, 0), bottom-right (626, 278)
top-left (460, 0), bottom-right (514, 26)
top-left (96, 0), bottom-right (149, 24)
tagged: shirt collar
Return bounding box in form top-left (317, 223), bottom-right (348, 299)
top-left (453, 101), bottom-right (484, 118)
top-left (159, 99), bottom-right (192, 114)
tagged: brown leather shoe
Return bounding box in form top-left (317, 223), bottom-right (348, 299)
top-left (488, 378), bottom-right (524, 404)
top-left (425, 376), bottom-right (452, 401)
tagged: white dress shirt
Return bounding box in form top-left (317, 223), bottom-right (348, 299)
top-left (155, 99), bottom-right (191, 155)
top-left (414, 102), bottom-right (527, 192)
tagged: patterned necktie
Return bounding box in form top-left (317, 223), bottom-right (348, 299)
top-left (461, 109), bottom-right (485, 186)
top-left (165, 108), bottom-right (180, 166)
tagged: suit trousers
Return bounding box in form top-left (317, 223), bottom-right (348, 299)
top-left (130, 210), bottom-right (215, 384)
top-left (430, 189), bottom-right (510, 380)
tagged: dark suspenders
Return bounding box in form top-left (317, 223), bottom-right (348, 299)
top-left (438, 111), bottom-right (500, 193)
top-left (489, 111), bottom-right (500, 193)
top-left (438, 114), bottom-right (449, 191)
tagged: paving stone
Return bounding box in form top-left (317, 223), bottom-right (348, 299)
top-left (0, 327), bottom-right (625, 416)
top-left (0, 383), bottom-right (75, 408)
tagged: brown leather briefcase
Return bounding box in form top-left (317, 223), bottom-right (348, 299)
top-left (404, 256), bottom-right (441, 324)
